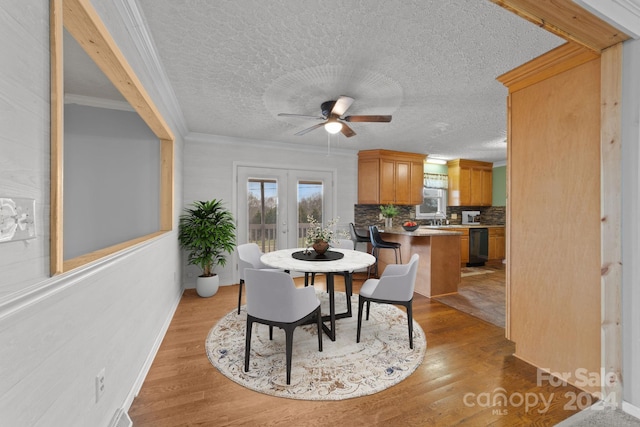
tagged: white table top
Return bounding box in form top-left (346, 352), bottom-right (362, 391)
top-left (261, 248), bottom-right (375, 273)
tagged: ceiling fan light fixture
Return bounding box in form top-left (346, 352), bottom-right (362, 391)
top-left (324, 120), bottom-right (343, 134)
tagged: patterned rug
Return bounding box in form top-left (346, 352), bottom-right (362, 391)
top-left (206, 290), bottom-right (426, 400)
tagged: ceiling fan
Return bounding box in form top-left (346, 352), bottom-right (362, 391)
top-left (278, 95), bottom-right (392, 138)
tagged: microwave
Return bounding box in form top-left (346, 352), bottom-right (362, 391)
top-left (415, 187), bottom-right (447, 219)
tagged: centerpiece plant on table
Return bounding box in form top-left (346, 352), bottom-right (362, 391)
top-left (304, 215), bottom-right (340, 255)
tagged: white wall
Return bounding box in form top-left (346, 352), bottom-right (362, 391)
top-left (182, 133), bottom-right (359, 288)
top-left (0, 1), bottom-right (184, 426)
top-left (622, 38), bottom-right (640, 413)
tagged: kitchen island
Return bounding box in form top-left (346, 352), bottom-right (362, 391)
top-left (375, 227), bottom-right (462, 297)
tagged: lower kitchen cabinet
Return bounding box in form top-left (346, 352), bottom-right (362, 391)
top-left (488, 227), bottom-right (505, 261)
top-left (447, 228), bottom-right (469, 264)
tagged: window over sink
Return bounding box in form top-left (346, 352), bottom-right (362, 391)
top-left (416, 187), bottom-right (447, 220)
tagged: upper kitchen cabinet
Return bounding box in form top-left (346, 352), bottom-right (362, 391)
top-left (447, 159), bottom-right (493, 206)
top-left (358, 149), bottom-right (425, 205)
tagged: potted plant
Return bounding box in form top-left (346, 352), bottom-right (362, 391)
top-left (304, 215), bottom-right (339, 255)
top-left (380, 204), bottom-right (399, 228)
top-left (178, 199), bottom-right (236, 297)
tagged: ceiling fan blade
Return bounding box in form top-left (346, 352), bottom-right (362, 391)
top-left (341, 123), bottom-right (356, 138)
top-left (344, 115), bottom-right (392, 123)
top-left (295, 122), bottom-right (326, 136)
top-left (331, 96), bottom-right (355, 117)
top-left (278, 113), bottom-right (324, 120)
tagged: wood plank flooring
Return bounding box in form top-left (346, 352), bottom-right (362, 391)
top-left (129, 273), bottom-right (585, 426)
top-left (434, 264), bottom-right (506, 327)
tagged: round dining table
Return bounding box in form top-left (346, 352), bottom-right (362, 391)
top-left (261, 248), bottom-right (376, 341)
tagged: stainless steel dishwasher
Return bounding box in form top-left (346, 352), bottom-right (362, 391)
top-left (468, 228), bottom-right (489, 267)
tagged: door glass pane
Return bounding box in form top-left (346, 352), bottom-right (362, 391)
top-left (247, 179), bottom-right (277, 252)
top-left (297, 181), bottom-right (323, 247)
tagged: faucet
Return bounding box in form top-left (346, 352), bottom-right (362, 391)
top-left (431, 212), bottom-right (447, 226)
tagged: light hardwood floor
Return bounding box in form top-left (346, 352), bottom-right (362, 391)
top-left (129, 273), bottom-right (585, 426)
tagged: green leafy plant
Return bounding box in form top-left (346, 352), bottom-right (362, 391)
top-left (178, 199), bottom-right (236, 277)
top-left (380, 204), bottom-right (399, 218)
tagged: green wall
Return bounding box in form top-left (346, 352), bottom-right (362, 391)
top-left (492, 165), bottom-right (506, 206)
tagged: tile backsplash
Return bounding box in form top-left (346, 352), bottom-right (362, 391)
top-left (354, 205), bottom-right (505, 228)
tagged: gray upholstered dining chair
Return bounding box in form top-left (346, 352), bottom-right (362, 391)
top-left (237, 243), bottom-right (279, 314)
top-left (356, 253), bottom-right (419, 349)
top-left (243, 268), bottom-right (323, 385)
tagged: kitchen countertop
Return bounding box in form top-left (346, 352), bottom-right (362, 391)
top-left (379, 227), bottom-right (463, 236)
top-left (380, 224), bottom-right (505, 237)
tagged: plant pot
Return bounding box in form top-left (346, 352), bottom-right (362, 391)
top-left (384, 217), bottom-right (393, 229)
top-left (196, 274), bottom-right (219, 297)
top-left (312, 240), bottom-right (330, 255)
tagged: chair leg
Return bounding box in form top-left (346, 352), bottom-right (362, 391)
top-left (366, 300), bottom-right (371, 320)
top-left (237, 279), bottom-right (244, 314)
top-left (269, 325), bottom-right (273, 340)
top-left (244, 317), bottom-right (253, 372)
top-left (356, 296), bottom-right (365, 343)
top-left (316, 307), bottom-right (323, 352)
top-left (284, 326), bottom-right (295, 385)
top-left (406, 300), bottom-right (414, 349)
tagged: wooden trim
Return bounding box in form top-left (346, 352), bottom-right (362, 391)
top-left (489, 0), bottom-right (630, 52)
top-left (50, 0), bottom-right (175, 275)
top-left (357, 149), bottom-right (426, 163)
top-left (505, 94), bottom-right (512, 340)
top-left (160, 139), bottom-right (174, 231)
top-left (446, 159), bottom-right (493, 169)
top-left (50, 0), bottom-right (64, 275)
top-left (600, 43), bottom-right (623, 403)
top-left (62, 231), bottom-right (166, 272)
top-left (497, 42), bottom-right (600, 92)
top-left (62, 0), bottom-right (174, 141)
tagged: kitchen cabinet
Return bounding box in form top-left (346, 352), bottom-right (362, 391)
top-left (447, 159), bottom-right (493, 206)
top-left (358, 150), bottom-right (425, 205)
top-left (447, 227), bottom-right (469, 265)
top-left (488, 227), bottom-right (505, 260)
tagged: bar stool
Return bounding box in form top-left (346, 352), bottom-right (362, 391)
top-left (349, 222), bottom-right (370, 250)
top-left (368, 225), bottom-right (402, 278)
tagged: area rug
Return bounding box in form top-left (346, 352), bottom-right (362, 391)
top-left (205, 290), bottom-right (426, 400)
top-left (461, 267), bottom-right (496, 277)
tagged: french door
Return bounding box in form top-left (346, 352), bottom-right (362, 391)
top-left (236, 165), bottom-right (334, 253)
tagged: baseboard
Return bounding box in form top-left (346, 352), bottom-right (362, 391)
top-left (122, 285), bottom-right (184, 410)
top-left (623, 400), bottom-right (640, 420)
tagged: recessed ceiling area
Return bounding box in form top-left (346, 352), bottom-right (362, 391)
top-left (92, 1), bottom-right (567, 162)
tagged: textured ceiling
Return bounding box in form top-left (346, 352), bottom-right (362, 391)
top-left (72, 0), bottom-right (566, 163)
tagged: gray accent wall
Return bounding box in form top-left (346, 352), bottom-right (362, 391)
top-left (64, 104), bottom-right (161, 259)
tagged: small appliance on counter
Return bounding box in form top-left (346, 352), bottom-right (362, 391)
top-left (462, 210), bottom-right (481, 225)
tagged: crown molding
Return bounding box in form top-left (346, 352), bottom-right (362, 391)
top-left (573, 0), bottom-right (640, 39)
top-left (112, 0), bottom-right (189, 137)
top-left (186, 132), bottom-right (358, 157)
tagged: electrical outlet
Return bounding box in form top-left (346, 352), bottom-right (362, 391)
top-left (451, 213), bottom-right (458, 220)
top-left (95, 368), bottom-right (105, 403)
